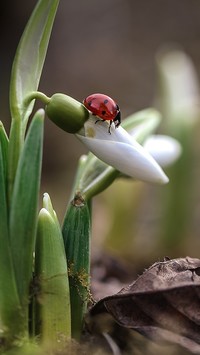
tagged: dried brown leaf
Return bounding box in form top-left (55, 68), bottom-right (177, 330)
top-left (90, 257), bottom-right (200, 354)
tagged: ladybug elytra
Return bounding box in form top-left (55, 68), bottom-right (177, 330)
top-left (83, 93), bottom-right (121, 134)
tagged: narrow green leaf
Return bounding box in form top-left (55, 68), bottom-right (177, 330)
top-left (62, 196), bottom-right (91, 339)
top-left (8, 0), bottom-right (60, 200)
top-left (0, 143), bottom-right (24, 342)
top-left (0, 122), bottom-right (8, 182)
top-left (7, 119), bottom-right (23, 203)
top-left (9, 110), bottom-right (44, 308)
top-left (10, 0), bottom-right (60, 126)
top-left (35, 207), bottom-right (71, 344)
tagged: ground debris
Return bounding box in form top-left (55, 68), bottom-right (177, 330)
top-left (89, 257), bottom-right (200, 354)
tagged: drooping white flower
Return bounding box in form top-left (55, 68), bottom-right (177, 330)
top-left (76, 117), bottom-right (169, 184)
top-left (143, 135), bottom-right (182, 168)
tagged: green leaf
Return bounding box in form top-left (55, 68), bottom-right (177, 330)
top-left (35, 206), bottom-right (71, 345)
top-left (0, 121), bottom-right (9, 183)
top-left (10, 0), bottom-right (60, 127)
top-left (0, 143), bottom-right (24, 341)
top-left (8, 0), bottom-right (60, 199)
top-left (9, 110), bottom-right (44, 309)
top-left (62, 197), bottom-right (91, 339)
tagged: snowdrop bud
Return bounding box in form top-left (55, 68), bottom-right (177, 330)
top-left (45, 94), bottom-right (89, 133)
top-left (76, 118), bottom-right (169, 185)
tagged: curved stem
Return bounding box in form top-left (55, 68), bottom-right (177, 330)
top-left (82, 167), bottom-right (119, 201)
top-left (23, 91), bottom-right (50, 107)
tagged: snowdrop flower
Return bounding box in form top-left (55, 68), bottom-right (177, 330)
top-left (76, 117), bottom-right (169, 184)
top-left (143, 135), bottom-right (182, 168)
top-left (44, 93), bottom-right (175, 183)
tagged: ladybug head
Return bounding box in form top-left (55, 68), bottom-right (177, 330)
top-left (113, 109), bottom-right (121, 128)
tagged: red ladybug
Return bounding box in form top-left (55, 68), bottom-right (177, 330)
top-left (83, 93), bottom-right (121, 134)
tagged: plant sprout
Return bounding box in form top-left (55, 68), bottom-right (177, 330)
top-left (0, 0), bottom-right (183, 353)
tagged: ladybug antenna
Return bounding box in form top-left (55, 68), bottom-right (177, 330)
top-left (114, 110), bottom-right (121, 128)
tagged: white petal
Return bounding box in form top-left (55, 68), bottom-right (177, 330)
top-left (143, 135), bottom-right (182, 167)
top-left (80, 116), bottom-right (135, 143)
top-left (76, 119), bottom-right (169, 184)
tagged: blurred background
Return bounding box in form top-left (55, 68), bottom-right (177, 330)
top-left (1, 0), bottom-right (200, 271)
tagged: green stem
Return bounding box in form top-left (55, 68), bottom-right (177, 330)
top-left (69, 155), bottom-right (88, 201)
top-left (159, 127), bottom-right (193, 251)
top-left (82, 167), bottom-right (119, 201)
top-left (23, 91), bottom-right (50, 107)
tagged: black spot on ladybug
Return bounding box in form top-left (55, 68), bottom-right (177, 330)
top-left (104, 99), bottom-right (109, 104)
top-left (88, 101), bottom-right (92, 106)
top-left (101, 110), bottom-right (106, 115)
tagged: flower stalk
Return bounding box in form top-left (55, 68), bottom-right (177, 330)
top-left (155, 49), bottom-right (200, 250)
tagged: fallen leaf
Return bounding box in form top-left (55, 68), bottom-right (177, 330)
top-left (90, 257), bottom-right (200, 354)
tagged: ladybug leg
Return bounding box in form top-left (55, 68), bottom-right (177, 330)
top-left (95, 118), bottom-right (102, 124)
top-left (95, 118), bottom-right (106, 124)
top-left (94, 117), bottom-right (112, 134)
top-left (108, 121), bottom-right (113, 134)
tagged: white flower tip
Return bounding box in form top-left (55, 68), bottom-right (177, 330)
top-left (158, 173), bottom-right (169, 185)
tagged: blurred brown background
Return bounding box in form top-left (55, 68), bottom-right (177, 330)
top-left (1, 0), bottom-right (200, 232)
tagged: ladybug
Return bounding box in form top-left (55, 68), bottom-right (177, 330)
top-left (83, 93), bottom-right (121, 134)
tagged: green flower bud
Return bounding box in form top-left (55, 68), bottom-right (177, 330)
top-left (45, 93), bottom-right (89, 133)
